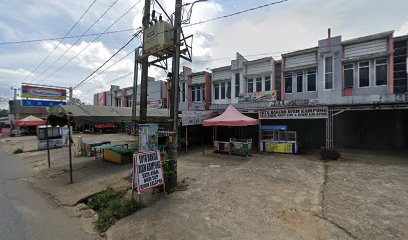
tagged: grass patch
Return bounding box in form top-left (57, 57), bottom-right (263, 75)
top-left (87, 188), bottom-right (142, 232)
top-left (13, 148), bottom-right (24, 154)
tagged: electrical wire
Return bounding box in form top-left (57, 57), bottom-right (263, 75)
top-left (184, 0), bottom-right (289, 27)
top-left (22, 0), bottom-right (99, 83)
top-left (28, 0), bottom-right (121, 83)
top-left (36, 1), bottom-right (143, 85)
top-left (73, 35), bottom-right (137, 89)
top-left (0, 28), bottom-right (139, 46)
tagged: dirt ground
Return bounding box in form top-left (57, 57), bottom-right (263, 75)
top-left (1, 134), bottom-right (407, 239)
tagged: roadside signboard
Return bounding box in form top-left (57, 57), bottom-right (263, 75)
top-left (181, 110), bottom-right (213, 126)
top-left (133, 150), bottom-right (164, 192)
top-left (239, 90), bottom-right (277, 103)
top-left (138, 124), bottom-right (158, 152)
top-left (21, 85), bottom-right (66, 100)
top-left (21, 99), bottom-right (66, 107)
top-left (259, 106), bottom-right (328, 119)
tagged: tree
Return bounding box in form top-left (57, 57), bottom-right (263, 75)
top-left (71, 97), bottom-right (85, 105)
top-left (0, 109), bottom-right (9, 117)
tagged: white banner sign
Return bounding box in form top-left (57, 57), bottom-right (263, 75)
top-left (134, 150), bottom-right (164, 192)
top-left (181, 111), bottom-right (213, 126)
top-left (259, 107), bottom-right (328, 119)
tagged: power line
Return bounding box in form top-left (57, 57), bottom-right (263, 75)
top-left (85, 48), bottom-right (136, 84)
top-left (37, 0), bottom-right (142, 85)
top-left (28, 0), bottom-right (121, 83)
top-left (184, 0), bottom-right (289, 27)
top-left (22, 0), bottom-right (99, 83)
top-left (73, 35), bottom-right (137, 90)
top-left (108, 72), bottom-right (134, 83)
top-left (0, 28), bottom-right (139, 46)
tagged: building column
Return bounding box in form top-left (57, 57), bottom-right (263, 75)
top-left (395, 110), bottom-right (404, 148)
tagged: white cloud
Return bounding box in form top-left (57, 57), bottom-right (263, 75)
top-left (0, 67), bottom-right (34, 78)
top-left (396, 21), bottom-right (408, 36)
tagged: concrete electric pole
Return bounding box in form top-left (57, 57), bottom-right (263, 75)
top-left (132, 47), bottom-right (140, 132)
top-left (167, 0), bottom-right (183, 190)
top-left (139, 0), bottom-right (151, 123)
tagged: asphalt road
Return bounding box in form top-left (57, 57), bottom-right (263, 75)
top-left (0, 147), bottom-right (92, 240)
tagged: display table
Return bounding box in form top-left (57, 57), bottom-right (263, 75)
top-left (104, 148), bottom-right (137, 164)
top-left (213, 138), bottom-right (252, 156)
top-left (81, 140), bottom-right (111, 157)
top-left (261, 142), bottom-right (300, 154)
top-left (93, 143), bottom-right (129, 160)
top-left (213, 141), bottom-right (230, 154)
top-left (230, 138), bottom-right (252, 157)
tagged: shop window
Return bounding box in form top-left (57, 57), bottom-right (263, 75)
top-left (182, 83), bottom-right (186, 102)
top-left (344, 63), bottom-right (354, 88)
top-left (265, 76), bottom-right (271, 91)
top-left (192, 86), bottom-right (196, 101)
top-left (227, 82), bottom-right (231, 99)
top-left (285, 74), bottom-right (292, 93)
top-left (375, 59), bottom-right (387, 86)
top-left (248, 79), bottom-right (253, 93)
top-left (202, 87), bottom-right (205, 102)
top-left (235, 73), bottom-right (240, 97)
top-left (325, 56), bottom-right (333, 89)
top-left (297, 72), bottom-right (303, 92)
top-left (359, 61), bottom-right (370, 87)
top-left (307, 70), bottom-right (316, 91)
top-left (196, 86), bottom-right (201, 102)
top-left (256, 77), bottom-right (262, 92)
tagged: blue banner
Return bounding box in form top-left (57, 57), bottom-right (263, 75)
top-left (21, 99), bottom-right (66, 107)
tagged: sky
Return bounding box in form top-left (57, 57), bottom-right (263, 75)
top-left (1, 0), bottom-right (408, 109)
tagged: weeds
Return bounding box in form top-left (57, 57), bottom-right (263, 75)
top-left (87, 188), bottom-right (142, 232)
top-left (13, 148), bottom-right (24, 154)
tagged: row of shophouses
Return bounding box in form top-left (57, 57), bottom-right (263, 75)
top-left (179, 30), bottom-right (408, 149)
top-left (93, 30), bottom-right (407, 149)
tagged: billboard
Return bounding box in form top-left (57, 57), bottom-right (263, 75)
top-left (259, 106), bottom-right (328, 119)
top-left (239, 90), bottom-right (277, 103)
top-left (181, 111), bottom-right (213, 126)
top-left (22, 99), bottom-right (66, 107)
top-left (21, 85), bottom-right (66, 100)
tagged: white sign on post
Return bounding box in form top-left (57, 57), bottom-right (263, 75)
top-left (133, 150), bottom-right (164, 192)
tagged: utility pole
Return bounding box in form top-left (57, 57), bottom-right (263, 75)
top-left (140, 0), bottom-right (151, 123)
top-left (132, 47), bottom-right (140, 132)
top-left (68, 87), bottom-right (73, 105)
top-left (168, 0), bottom-right (183, 190)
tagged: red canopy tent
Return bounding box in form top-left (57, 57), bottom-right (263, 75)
top-left (203, 105), bottom-right (258, 156)
top-left (13, 115), bottom-right (46, 127)
top-left (203, 105), bottom-right (259, 126)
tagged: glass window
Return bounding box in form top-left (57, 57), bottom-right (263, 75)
top-left (296, 72), bottom-right (303, 92)
top-left (214, 84), bottom-right (219, 100)
top-left (256, 77), bottom-right (262, 92)
top-left (359, 61), bottom-right (370, 87)
top-left (307, 70), bottom-right (316, 91)
top-left (325, 57), bottom-right (333, 89)
top-left (191, 86), bottom-right (196, 101)
top-left (235, 73), bottom-right (240, 97)
top-left (182, 83), bottom-right (186, 102)
top-left (227, 82), bottom-right (231, 99)
top-left (344, 63), bottom-right (354, 88)
top-left (285, 74), bottom-right (292, 93)
top-left (265, 76), bottom-right (271, 91)
top-left (202, 87), bottom-right (205, 102)
top-left (128, 97), bottom-right (132, 107)
top-left (375, 59), bottom-right (387, 86)
top-left (196, 86), bottom-right (201, 102)
top-left (221, 83), bottom-right (226, 99)
top-left (248, 79), bottom-right (253, 93)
